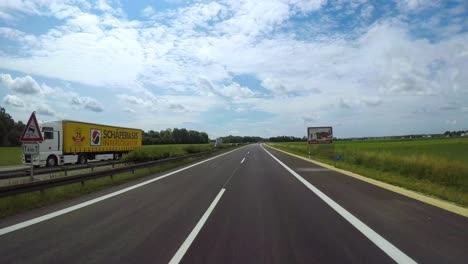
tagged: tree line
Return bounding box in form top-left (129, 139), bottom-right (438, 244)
top-left (268, 136), bottom-right (306, 142)
top-left (143, 128), bottom-right (209, 145)
top-left (221, 135), bottom-right (310, 143)
top-left (220, 135), bottom-right (266, 143)
top-left (0, 107), bottom-right (26, 146)
top-left (444, 130), bottom-right (468, 137)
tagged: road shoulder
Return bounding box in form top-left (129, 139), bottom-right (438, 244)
top-left (266, 144), bottom-right (468, 218)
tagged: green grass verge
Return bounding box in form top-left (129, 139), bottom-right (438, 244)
top-left (125, 144), bottom-right (232, 162)
top-left (0, 145), bottom-right (242, 219)
top-left (268, 139), bottom-right (468, 207)
top-left (0, 147), bottom-right (23, 166)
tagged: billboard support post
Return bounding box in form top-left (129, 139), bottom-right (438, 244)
top-left (333, 144), bottom-right (336, 167)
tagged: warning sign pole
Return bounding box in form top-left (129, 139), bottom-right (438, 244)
top-left (30, 160), bottom-right (33, 181)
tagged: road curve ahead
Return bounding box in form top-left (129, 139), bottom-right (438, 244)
top-left (0, 144), bottom-right (467, 264)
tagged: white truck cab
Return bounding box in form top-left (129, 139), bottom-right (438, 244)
top-left (23, 121), bottom-right (63, 167)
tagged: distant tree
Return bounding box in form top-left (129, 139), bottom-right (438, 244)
top-left (8, 121), bottom-right (25, 146)
top-left (221, 135), bottom-right (265, 143)
top-left (179, 128), bottom-right (189, 143)
top-left (200, 132), bottom-right (209, 143)
top-left (269, 136), bottom-right (304, 142)
top-left (0, 107), bottom-right (24, 146)
top-left (188, 130), bottom-right (198, 143)
top-left (172, 128), bottom-right (181, 143)
top-left (142, 127), bottom-right (210, 145)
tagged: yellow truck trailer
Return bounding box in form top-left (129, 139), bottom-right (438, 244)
top-left (23, 120), bottom-right (142, 167)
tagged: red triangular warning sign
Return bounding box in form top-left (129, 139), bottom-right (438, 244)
top-left (20, 112), bottom-right (44, 142)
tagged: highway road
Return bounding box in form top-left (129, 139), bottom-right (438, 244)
top-left (0, 144), bottom-right (467, 263)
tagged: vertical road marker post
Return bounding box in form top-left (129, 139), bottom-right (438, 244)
top-left (333, 143), bottom-right (337, 167)
top-left (30, 158), bottom-right (34, 181)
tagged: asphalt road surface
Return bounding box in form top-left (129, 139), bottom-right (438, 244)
top-left (0, 144), bottom-right (467, 264)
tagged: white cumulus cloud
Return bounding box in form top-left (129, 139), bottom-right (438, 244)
top-left (71, 96), bottom-right (104, 112)
top-left (0, 73), bottom-right (41, 94)
top-left (220, 83), bottom-right (255, 98)
top-left (36, 104), bottom-right (55, 116)
top-left (361, 96), bottom-right (382, 107)
top-left (141, 6), bottom-right (156, 17)
top-left (3, 94), bottom-right (24, 107)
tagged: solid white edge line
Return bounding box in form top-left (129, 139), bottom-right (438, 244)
top-left (0, 147), bottom-right (243, 236)
top-left (241, 157), bottom-right (245, 164)
top-left (261, 145), bottom-right (416, 264)
top-left (169, 188), bottom-right (226, 264)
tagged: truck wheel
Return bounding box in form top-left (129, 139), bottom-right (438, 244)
top-left (77, 154), bottom-right (87, 164)
top-left (46, 155), bottom-right (57, 167)
top-left (113, 153), bottom-right (120, 160)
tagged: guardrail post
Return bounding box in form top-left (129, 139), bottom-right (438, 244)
top-left (64, 169), bottom-right (68, 177)
top-left (30, 162), bottom-right (34, 181)
top-left (81, 181), bottom-right (84, 186)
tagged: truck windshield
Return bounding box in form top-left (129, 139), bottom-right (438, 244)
top-left (43, 132), bottom-right (53, 140)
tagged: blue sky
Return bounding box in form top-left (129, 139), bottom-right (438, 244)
top-left (0, 0), bottom-right (467, 138)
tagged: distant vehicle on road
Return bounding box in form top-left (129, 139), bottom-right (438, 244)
top-left (23, 120), bottom-right (142, 167)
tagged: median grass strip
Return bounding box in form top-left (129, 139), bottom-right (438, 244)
top-left (124, 144), bottom-right (215, 162)
top-left (268, 138), bottom-right (468, 207)
top-left (0, 147), bottom-right (23, 166)
top-left (0, 145), bottom-right (241, 219)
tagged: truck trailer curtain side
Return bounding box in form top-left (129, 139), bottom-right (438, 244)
top-left (63, 121), bottom-right (142, 154)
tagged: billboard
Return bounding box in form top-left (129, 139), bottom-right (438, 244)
top-left (307, 127), bottom-right (333, 144)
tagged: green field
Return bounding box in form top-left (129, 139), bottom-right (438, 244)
top-left (0, 147), bottom-right (23, 166)
top-left (268, 137), bottom-right (468, 206)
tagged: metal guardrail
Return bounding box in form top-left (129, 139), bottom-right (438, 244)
top-left (0, 149), bottom-right (221, 197)
top-left (0, 160), bottom-right (128, 180)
